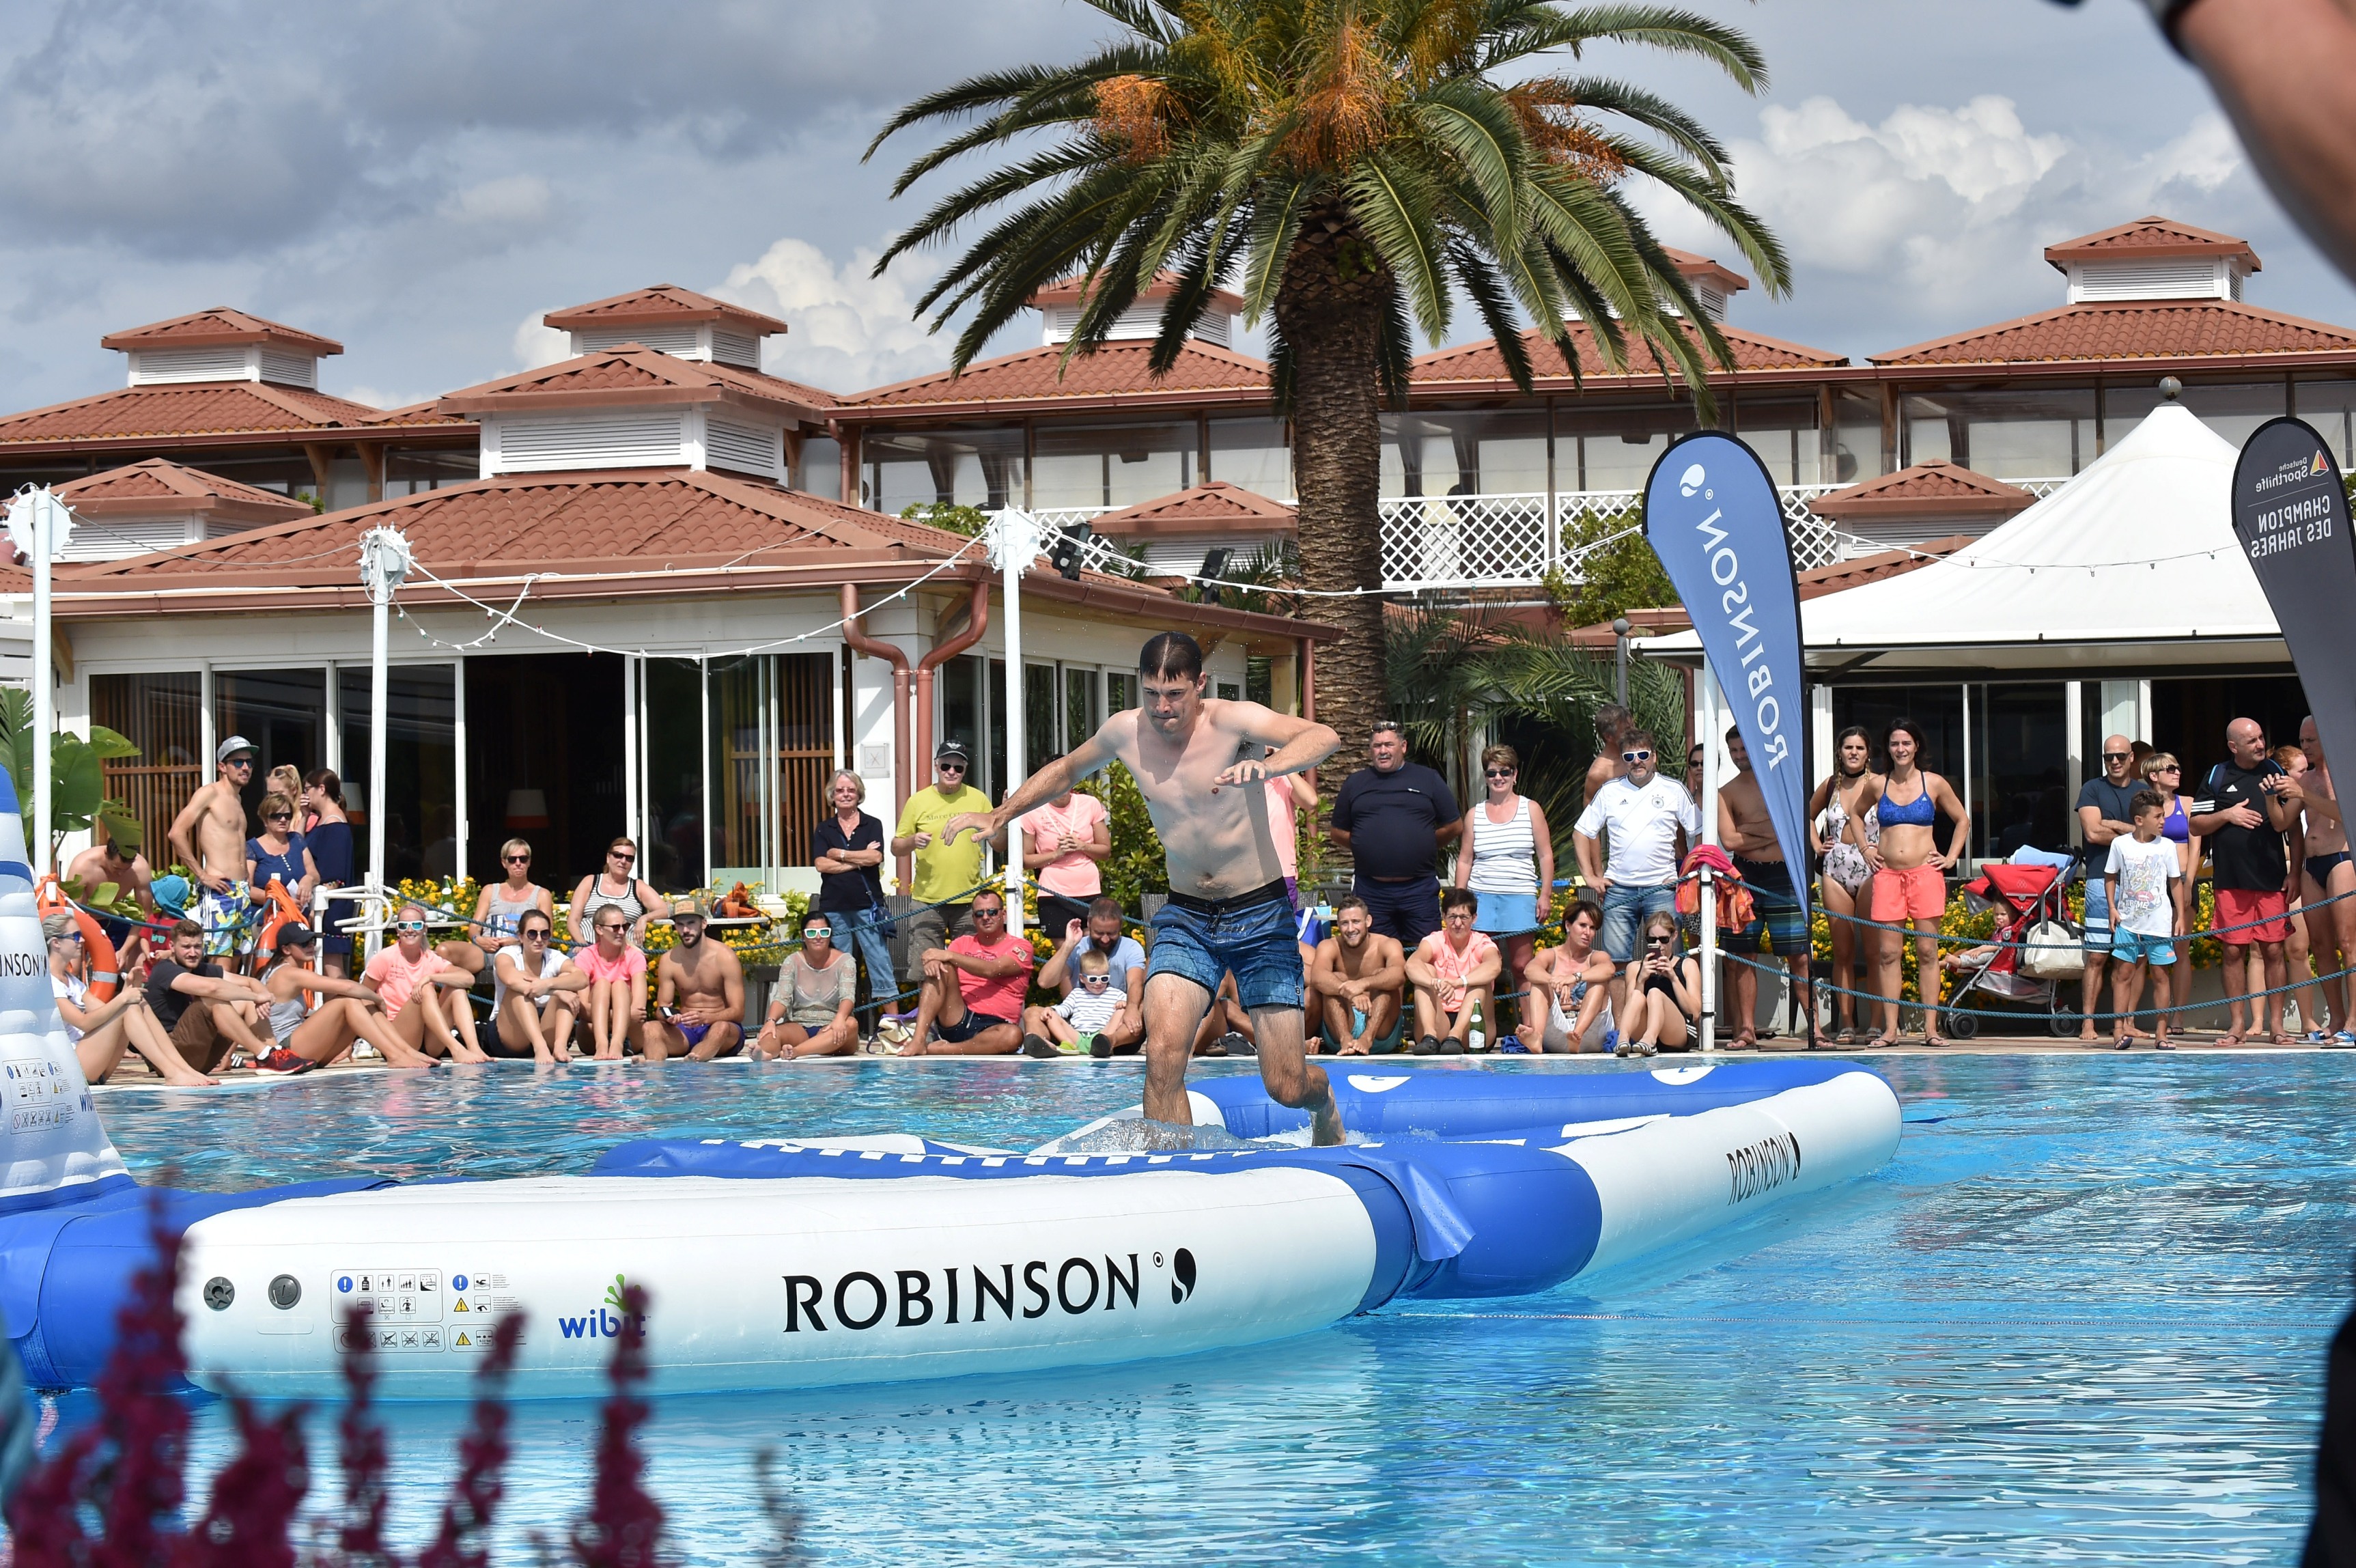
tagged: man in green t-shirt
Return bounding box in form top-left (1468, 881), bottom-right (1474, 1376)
top-left (892, 742), bottom-right (1001, 984)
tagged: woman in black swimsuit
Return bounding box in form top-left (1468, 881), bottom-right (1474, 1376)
top-left (1616, 910), bottom-right (1702, 1057)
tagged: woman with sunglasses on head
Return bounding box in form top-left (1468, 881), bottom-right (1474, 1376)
top-left (257, 921), bottom-right (438, 1070)
top-left (1810, 726), bottom-right (1881, 1044)
top-left (1454, 743), bottom-right (1554, 1050)
top-left (755, 910), bottom-right (860, 1060)
top-left (302, 770), bottom-right (355, 975)
top-left (574, 907), bottom-right (646, 1060)
top-left (1615, 910), bottom-right (1701, 1057)
top-left (1846, 718), bottom-right (1969, 1048)
top-left (570, 837), bottom-right (668, 949)
top-left (471, 837), bottom-right (555, 967)
top-left (244, 790), bottom-right (318, 934)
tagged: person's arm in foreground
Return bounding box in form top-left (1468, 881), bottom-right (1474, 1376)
top-left (2178, 0), bottom-right (2356, 285)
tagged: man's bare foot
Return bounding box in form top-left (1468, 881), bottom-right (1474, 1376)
top-left (2216, 1032), bottom-right (2243, 1049)
top-left (1338, 1041), bottom-right (1371, 1056)
top-left (1310, 1094), bottom-right (1346, 1147)
top-left (2078, 1024), bottom-right (2101, 1041)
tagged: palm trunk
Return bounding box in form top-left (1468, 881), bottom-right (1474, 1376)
top-left (1275, 212), bottom-right (1390, 764)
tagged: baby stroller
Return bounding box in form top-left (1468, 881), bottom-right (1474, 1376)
top-left (1945, 849), bottom-right (2082, 1038)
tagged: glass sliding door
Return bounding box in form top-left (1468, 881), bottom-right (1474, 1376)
top-left (1970, 684), bottom-right (2071, 860)
top-left (707, 654), bottom-right (835, 884)
top-left (337, 665), bottom-right (455, 884)
top-left (642, 659), bottom-right (704, 893)
top-left (216, 669), bottom-right (326, 833)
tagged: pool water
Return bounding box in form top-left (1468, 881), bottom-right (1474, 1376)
top-left (44, 1054), bottom-right (2353, 1565)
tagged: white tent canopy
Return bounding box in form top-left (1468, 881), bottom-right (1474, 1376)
top-left (1653, 402), bottom-right (2282, 673)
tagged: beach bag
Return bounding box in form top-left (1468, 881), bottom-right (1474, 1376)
top-left (2018, 919), bottom-right (2085, 980)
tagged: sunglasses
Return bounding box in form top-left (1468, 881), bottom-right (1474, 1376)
top-left (938, 763), bottom-right (967, 773)
top-left (520, 927), bottom-right (550, 939)
top-left (503, 854), bottom-right (530, 865)
top-left (610, 851), bottom-right (635, 862)
top-left (1623, 750), bottom-right (1653, 763)
top-left (1082, 973), bottom-right (1110, 985)
top-left (1484, 768), bottom-right (1515, 779)
top-left (596, 921), bottom-right (627, 934)
top-left (2158, 764), bottom-right (2181, 772)
top-left (50, 930), bottom-right (84, 943)
top-left (804, 925), bottom-right (832, 938)
top-left (1647, 935), bottom-right (1672, 947)
top-left (2103, 752), bottom-right (2131, 763)
top-left (395, 920), bottom-right (425, 934)
top-left (973, 906), bottom-right (1005, 919)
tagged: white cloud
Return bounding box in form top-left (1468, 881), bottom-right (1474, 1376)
top-left (438, 174), bottom-right (553, 228)
top-left (713, 237), bottom-right (953, 390)
top-left (511, 311), bottom-right (570, 369)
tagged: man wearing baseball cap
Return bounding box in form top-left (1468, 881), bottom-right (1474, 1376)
top-left (642, 894), bottom-right (746, 1062)
top-left (890, 741), bottom-right (1001, 984)
top-left (168, 735), bottom-right (259, 970)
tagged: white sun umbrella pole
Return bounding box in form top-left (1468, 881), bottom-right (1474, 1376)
top-left (5, 488), bottom-right (75, 875)
top-left (357, 527), bottom-right (411, 959)
top-left (989, 511), bottom-right (1035, 934)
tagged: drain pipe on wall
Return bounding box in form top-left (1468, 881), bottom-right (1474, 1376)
top-left (914, 578), bottom-right (991, 786)
top-left (841, 583), bottom-right (913, 888)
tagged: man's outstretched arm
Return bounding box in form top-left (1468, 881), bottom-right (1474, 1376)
top-left (943, 723), bottom-right (1121, 844)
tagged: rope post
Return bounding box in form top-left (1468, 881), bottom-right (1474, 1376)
top-left (1699, 666), bottom-right (1722, 1052)
top-left (359, 527), bottom-right (411, 962)
top-left (990, 511), bottom-right (1035, 936)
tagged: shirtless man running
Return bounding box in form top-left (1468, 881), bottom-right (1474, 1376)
top-left (169, 736), bottom-right (258, 970)
top-left (1717, 725), bottom-right (1819, 1048)
top-left (945, 632), bottom-right (1345, 1143)
top-left (2291, 715), bottom-right (2356, 1044)
top-left (642, 899), bottom-right (746, 1061)
top-left (1307, 895), bottom-right (1405, 1055)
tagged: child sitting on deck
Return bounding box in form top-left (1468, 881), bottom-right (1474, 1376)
top-left (1025, 947), bottom-right (1127, 1059)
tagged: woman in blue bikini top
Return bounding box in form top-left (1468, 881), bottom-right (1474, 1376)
top-left (1844, 719), bottom-right (1969, 1048)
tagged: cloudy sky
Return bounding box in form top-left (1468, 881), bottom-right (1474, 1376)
top-left (0, 0), bottom-right (2338, 412)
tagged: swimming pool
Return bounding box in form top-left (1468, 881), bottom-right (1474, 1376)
top-left (46, 1054), bottom-right (2349, 1565)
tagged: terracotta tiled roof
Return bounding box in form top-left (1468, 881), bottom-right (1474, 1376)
top-left (99, 308), bottom-right (342, 356)
top-left (1030, 269), bottom-right (1246, 315)
top-left (0, 382), bottom-right (452, 447)
top-left (1092, 481), bottom-right (1295, 537)
top-left (2043, 216), bottom-right (2259, 272)
top-left (52, 459), bottom-right (314, 520)
top-left (845, 339), bottom-right (1273, 415)
top-left (437, 345), bottom-right (832, 423)
top-left (1869, 298), bottom-right (2356, 367)
top-left (1411, 319), bottom-right (1847, 389)
top-left (367, 400), bottom-right (473, 428)
top-left (543, 285), bottom-right (789, 338)
top-left (64, 469), bottom-right (956, 591)
top-left (1795, 537), bottom-right (1974, 598)
top-left (1807, 462), bottom-right (2035, 522)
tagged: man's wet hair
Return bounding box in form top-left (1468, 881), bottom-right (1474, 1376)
top-left (1595, 703), bottom-right (1631, 742)
top-left (1139, 632), bottom-right (1203, 682)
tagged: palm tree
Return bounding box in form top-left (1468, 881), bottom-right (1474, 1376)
top-left (868, 0), bottom-right (1787, 755)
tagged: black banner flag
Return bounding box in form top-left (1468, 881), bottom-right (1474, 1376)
top-left (2231, 417), bottom-right (2356, 770)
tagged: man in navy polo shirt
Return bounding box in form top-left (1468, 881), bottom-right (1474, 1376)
top-left (1329, 720), bottom-right (1462, 951)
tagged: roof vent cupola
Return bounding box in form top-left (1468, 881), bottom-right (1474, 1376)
top-left (1029, 272), bottom-right (1245, 348)
top-left (2045, 216), bottom-right (2260, 304)
top-left (100, 309), bottom-right (343, 391)
top-left (542, 286), bottom-right (789, 371)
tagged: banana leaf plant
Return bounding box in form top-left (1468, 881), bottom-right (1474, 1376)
top-left (0, 686), bottom-right (143, 886)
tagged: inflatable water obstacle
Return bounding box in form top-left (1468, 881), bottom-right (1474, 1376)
top-left (0, 776), bottom-right (1903, 1399)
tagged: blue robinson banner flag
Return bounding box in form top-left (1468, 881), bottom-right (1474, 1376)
top-left (1642, 432), bottom-right (1810, 919)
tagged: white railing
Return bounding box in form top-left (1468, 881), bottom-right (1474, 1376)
top-left (990, 475), bottom-right (2073, 591)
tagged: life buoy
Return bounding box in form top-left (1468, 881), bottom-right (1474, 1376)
top-left (36, 875), bottom-right (120, 1002)
top-left (250, 880), bottom-right (312, 969)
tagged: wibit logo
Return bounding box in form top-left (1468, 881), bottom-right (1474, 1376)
top-left (1679, 462), bottom-right (1707, 498)
top-left (558, 1273), bottom-right (648, 1341)
top-left (1168, 1247), bottom-right (1197, 1304)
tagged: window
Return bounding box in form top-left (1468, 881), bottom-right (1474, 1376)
top-left (863, 427), bottom-right (1024, 514)
top-left (641, 659), bottom-right (704, 892)
top-left (707, 654), bottom-right (834, 880)
top-left (2107, 380), bottom-right (2285, 453)
top-left (1208, 418), bottom-right (1291, 498)
top-left (1901, 387), bottom-right (2095, 479)
top-left (1024, 663), bottom-right (1058, 779)
top-left (1379, 410), bottom-right (1547, 498)
top-left (1735, 398), bottom-right (1822, 485)
top-left (384, 449), bottom-right (475, 499)
top-left (2295, 380), bottom-right (2356, 468)
top-left (1557, 403), bottom-right (1702, 492)
top-left (1106, 672), bottom-right (1137, 713)
top-left (337, 665), bottom-right (455, 884)
top-left (92, 672), bottom-right (201, 857)
top-left (1033, 421), bottom-right (1196, 509)
top-left (791, 436), bottom-right (841, 497)
top-left (1829, 389), bottom-right (1887, 484)
top-left (1970, 684), bottom-right (2071, 860)
top-left (216, 669), bottom-right (326, 832)
top-left (1063, 667), bottom-right (1099, 753)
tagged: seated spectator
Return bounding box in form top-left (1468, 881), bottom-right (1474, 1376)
top-left (1025, 896), bottom-right (1145, 1056)
top-left (755, 910), bottom-right (860, 1060)
top-left (488, 909), bottom-right (587, 1063)
top-left (1025, 947), bottom-right (1127, 1058)
top-left (1526, 899), bottom-right (1616, 1054)
top-left (643, 897), bottom-right (747, 1063)
top-left (66, 826), bottom-right (154, 978)
top-left (471, 837), bottom-right (556, 971)
top-left (1308, 895), bottom-right (1405, 1056)
top-left (900, 889), bottom-right (1033, 1056)
top-left (258, 923), bottom-right (437, 1071)
top-left (1407, 888), bottom-right (1501, 1055)
top-left (1017, 782), bottom-right (1110, 938)
top-left (569, 837), bottom-right (668, 950)
top-left (1616, 910), bottom-right (1701, 1057)
top-left (143, 919), bottom-right (275, 1076)
top-left (1191, 971), bottom-right (1254, 1058)
top-left (46, 913), bottom-right (213, 1086)
top-left (362, 902), bottom-right (488, 1063)
top-left (574, 906), bottom-right (646, 1060)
